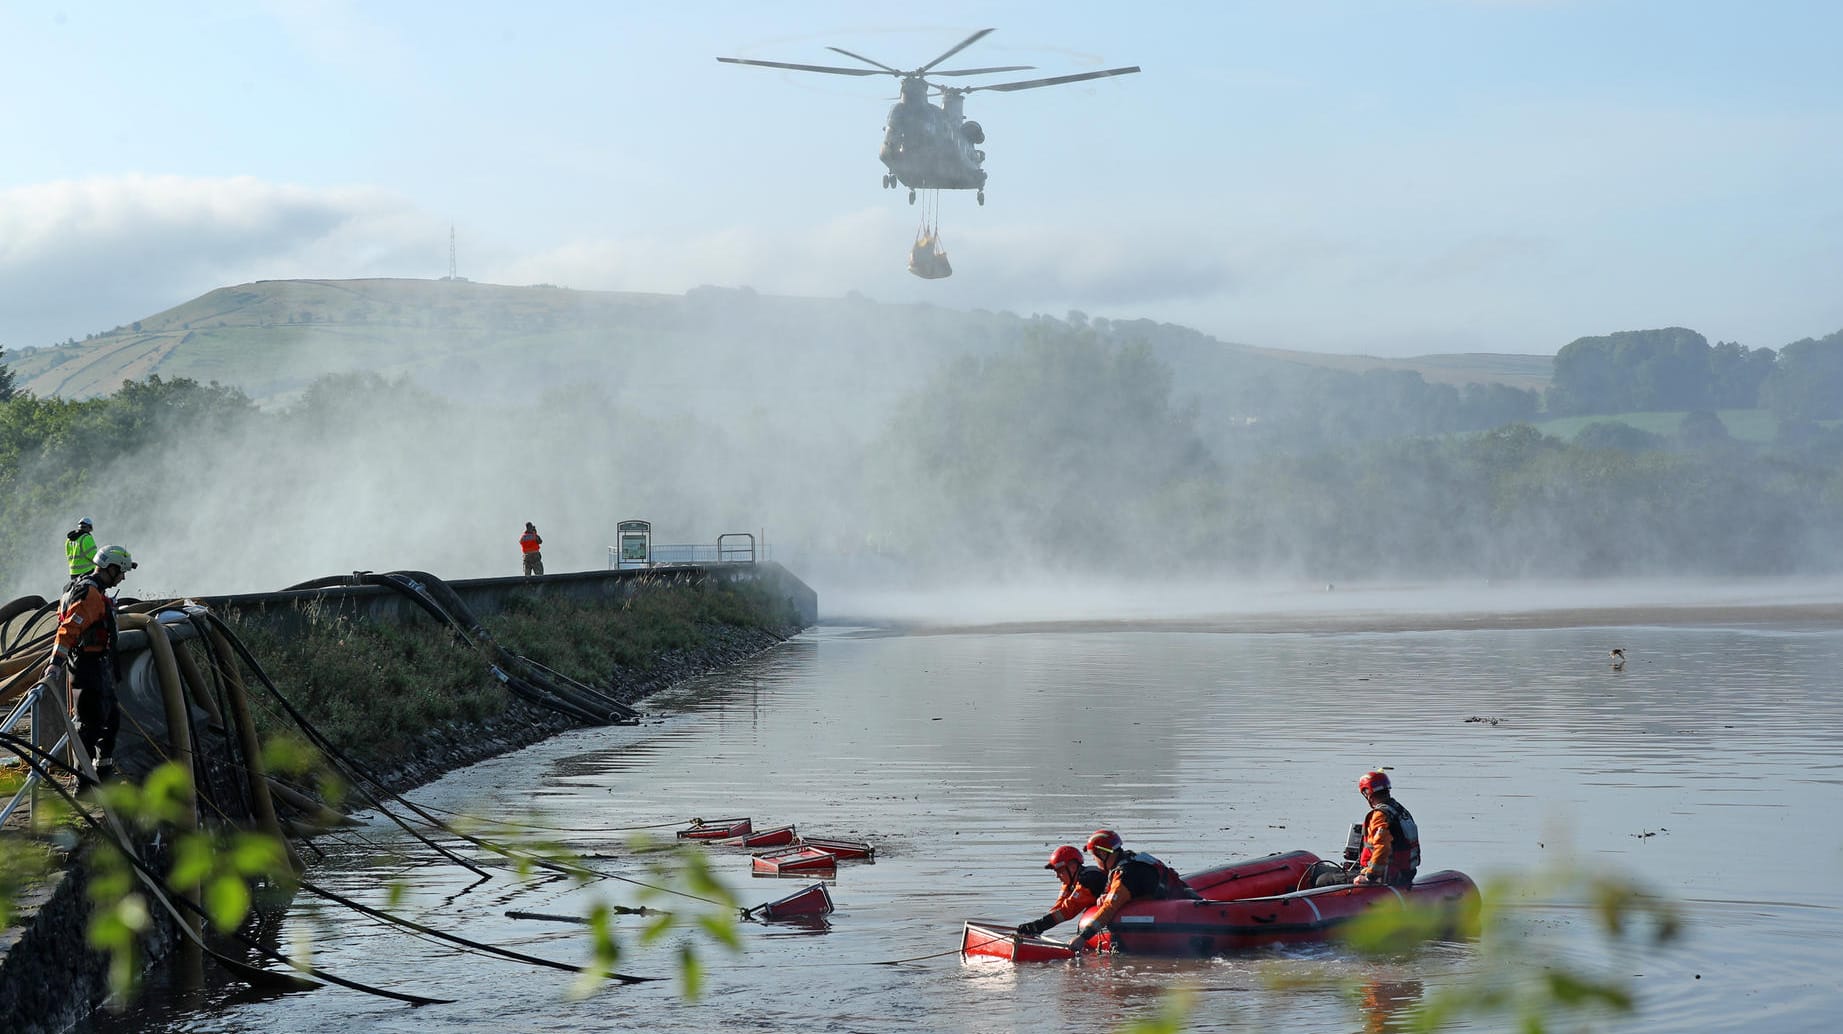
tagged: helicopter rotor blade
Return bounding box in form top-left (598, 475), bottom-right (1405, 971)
top-left (824, 46), bottom-right (904, 74)
top-left (926, 64), bottom-right (1036, 77)
top-left (715, 56), bottom-right (891, 77)
top-left (913, 28), bottom-right (995, 75)
top-left (968, 66), bottom-right (1141, 92)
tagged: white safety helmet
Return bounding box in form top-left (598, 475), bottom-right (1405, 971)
top-left (77, 516), bottom-right (94, 529)
top-left (94, 544), bottom-right (136, 574)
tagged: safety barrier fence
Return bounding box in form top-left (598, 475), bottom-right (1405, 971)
top-left (606, 533), bottom-right (767, 569)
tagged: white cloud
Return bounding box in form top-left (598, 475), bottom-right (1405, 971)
top-left (0, 174), bottom-right (441, 346)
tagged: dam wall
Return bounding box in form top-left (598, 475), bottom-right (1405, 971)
top-left (199, 561), bottom-right (819, 631)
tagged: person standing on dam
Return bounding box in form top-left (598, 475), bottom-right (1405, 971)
top-left (44, 544), bottom-right (136, 780)
top-left (65, 516), bottom-right (97, 582)
top-left (520, 522), bottom-right (544, 576)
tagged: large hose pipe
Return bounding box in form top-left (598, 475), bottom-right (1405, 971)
top-left (160, 616), bottom-right (225, 728)
top-left (118, 612), bottom-right (204, 973)
top-left (203, 619), bottom-right (299, 871)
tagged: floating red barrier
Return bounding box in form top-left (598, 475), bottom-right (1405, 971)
top-left (677, 817), bottom-right (752, 841)
top-left (798, 836), bottom-right (875, 860)
top-left (751, 845), bottom-right (838, 877)
top-left (960, 920), bottom-right (1076, 962)
top-left (747, 881), bottom-right (835, 921)
top-left (717, 824), bottom-right (797, 849)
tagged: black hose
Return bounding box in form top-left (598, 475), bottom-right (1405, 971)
top-left (295, 877), bottom-right (656, 982)
top-left (0, 730), bottom-right (452, 1006)
top-left (205, 613), bottom-right (597, 881)
top-left (365, 571), bottom-right (634, 724)
top-left (0, 597), bottom-right (59, 656)
top-left (203, 614), bottom-right (492, 878)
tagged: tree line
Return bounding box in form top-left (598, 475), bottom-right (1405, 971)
top-left (869, 324), bottom-right (1843, 579)
top-left (1547, 326), bottom-right (1843, 420)
top-left (4, 326), bottom-right (1842, 591)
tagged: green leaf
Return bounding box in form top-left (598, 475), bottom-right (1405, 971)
top-left (695, 912), bottom-right (742, 951)
top-left (205, 875), bottom-right (252, 932)
top-left (678, 943), bottom-right (703, 1000)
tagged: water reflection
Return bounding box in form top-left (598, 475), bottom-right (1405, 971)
top-left (78, 621), bottom-right (1843, 1034)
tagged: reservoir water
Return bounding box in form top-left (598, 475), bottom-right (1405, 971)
top-left (83, 601), bottom-right (1843, 1033)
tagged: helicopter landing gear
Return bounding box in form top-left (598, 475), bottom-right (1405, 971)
top-left (882, 174), bottom-right (894, 188)
top-left (976, 190), bottom-right (985, 206)
top-left (908, 188), bottom-right (917, 204)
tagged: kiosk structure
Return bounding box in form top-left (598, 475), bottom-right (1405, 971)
top-left (612, 519), bottom-right (652, 570)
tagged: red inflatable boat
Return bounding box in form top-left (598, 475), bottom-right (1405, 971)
top-left (963, 850), bottom-right (1478, 961)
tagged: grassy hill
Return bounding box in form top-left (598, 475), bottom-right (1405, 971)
top-left (4, 278), bottom-right (1553, 406)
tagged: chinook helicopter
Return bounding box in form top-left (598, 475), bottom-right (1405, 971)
top-left (718, 29), bottom-right (1138, 205)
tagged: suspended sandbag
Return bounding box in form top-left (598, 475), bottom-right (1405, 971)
top-left (908, 227), bottom-right (952, 280)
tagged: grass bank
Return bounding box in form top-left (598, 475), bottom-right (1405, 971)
top-left (228, 577), bottom-right (805, 773)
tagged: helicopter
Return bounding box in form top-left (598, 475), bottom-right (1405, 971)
top-left (718, 28), bottom-right (1138, 206)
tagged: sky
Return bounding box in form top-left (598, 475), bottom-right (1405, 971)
top-left (2, 0), bottom-right (1840, 358)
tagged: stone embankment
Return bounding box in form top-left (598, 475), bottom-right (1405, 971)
top-left (372, 621), bottom-right (799, 793)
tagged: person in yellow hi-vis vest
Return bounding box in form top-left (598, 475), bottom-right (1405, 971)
top-left (65, 516), bottom-right (97, 582)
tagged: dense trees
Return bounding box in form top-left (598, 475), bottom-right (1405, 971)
top-left (1761, 329), bottom-right (1843, 421)
top-left (868, 323), bottom-right (1843, 578)
top-left (3, 319), bottom-right (1842, 595)
top-left (1549, 326), bottom-right (1841, 418)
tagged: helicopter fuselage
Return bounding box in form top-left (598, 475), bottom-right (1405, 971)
top-left (880, 86), bottom-right (986, 192)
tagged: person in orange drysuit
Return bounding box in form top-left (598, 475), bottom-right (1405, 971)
top-left (519, 522), bottom-right (543, 576)
top-left (43, 544), bottom-right (136, 779)
top-left (1308, 770), bottom-right (1421, 888)
top-left (1066, 829), bottom-right (1201, 951)
top-left (1016, 845), bottom-right (1106, 937)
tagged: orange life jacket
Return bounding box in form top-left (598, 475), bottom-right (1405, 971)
top-left (1358, 797), bottom-right (1420, 886)
top-left (520, 531), bottom-right (542, 554)
top-left (56, 576), bottom-right (117, 655)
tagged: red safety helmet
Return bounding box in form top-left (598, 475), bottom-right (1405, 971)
top-left (1358, 770), bottom-right (1391, 795)
top-left (1084, 829), bottom-right (1124, 858)
top-left (1045, 845), bottom-right (1083, 871)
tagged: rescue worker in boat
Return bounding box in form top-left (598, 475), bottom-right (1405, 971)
top-left (519, 522), bottom-right (543, 577)
top-left (66, 516), bottom-right (98, 583)
top-left (43, 544), bottom-right (136, 782)
top-left (1015, 845), bottom-right (1106, 938)
top-left (1066, 829), bottom-right (1201, 951)
top-left (1305, 770), bottom-right (1420, 888)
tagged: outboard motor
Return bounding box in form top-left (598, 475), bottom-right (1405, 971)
top-left (1342, 823), bottom-right (1365, 863)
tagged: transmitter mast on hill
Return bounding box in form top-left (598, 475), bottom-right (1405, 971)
top-left (442, 225), bottom-right (465, 282)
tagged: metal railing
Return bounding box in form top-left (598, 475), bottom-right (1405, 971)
top-left (605, 533), bottom-right (767, 569)
top-left (0, 681), bottom-right (71, 828)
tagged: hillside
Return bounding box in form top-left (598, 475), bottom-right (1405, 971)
top-left (3, 278), bottom-right (1552, 407)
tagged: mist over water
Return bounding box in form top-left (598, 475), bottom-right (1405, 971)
top-left (79, 618), bottom-right (1843, 1034)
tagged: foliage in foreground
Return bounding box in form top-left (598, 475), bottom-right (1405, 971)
top-left (1236, 861), bottom-right (1683, 1034)
top-left (5, 758), bottom-right (742, 1006)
